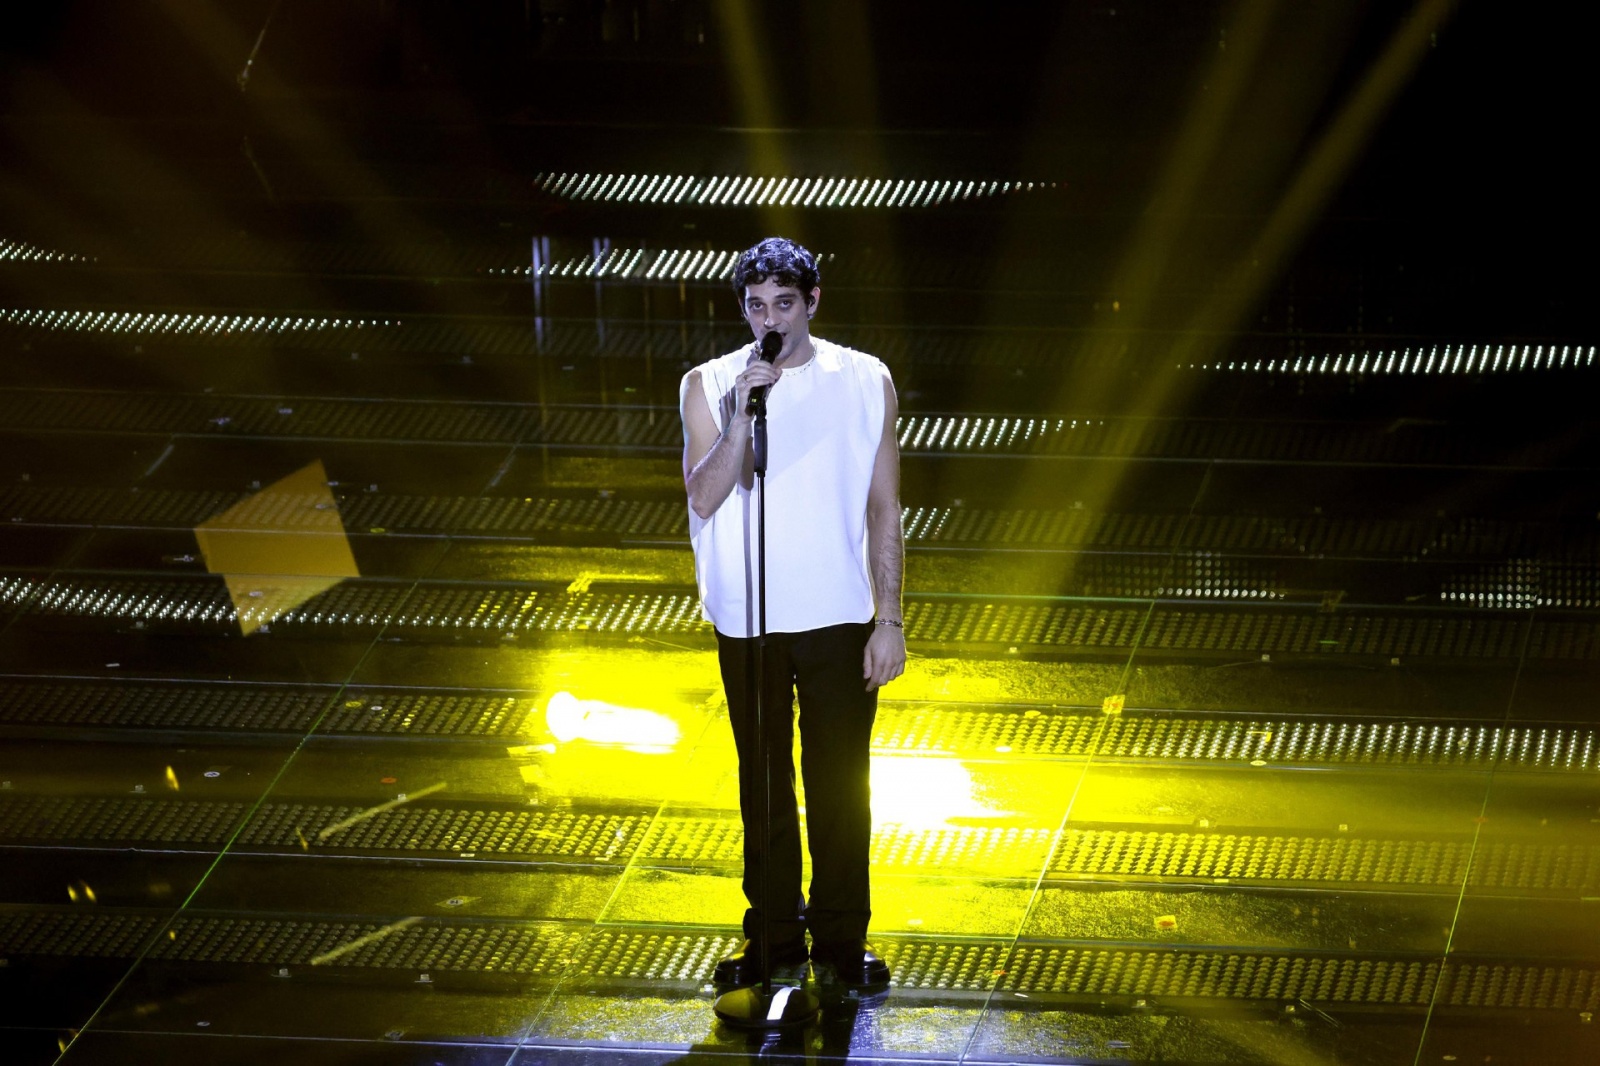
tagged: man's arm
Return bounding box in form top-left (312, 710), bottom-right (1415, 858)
top-left (863, 374), bottom-right (906, 690)
top-left (682, 370), bottom-right (747, 520)
top-left (682, 359), bottom-right (778, 520)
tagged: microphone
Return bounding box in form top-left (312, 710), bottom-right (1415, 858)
top-left (745, 331), bottom-right (784, 414)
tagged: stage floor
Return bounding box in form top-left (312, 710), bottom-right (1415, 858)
top-left (2, 357), bottom-right (1596, 1063)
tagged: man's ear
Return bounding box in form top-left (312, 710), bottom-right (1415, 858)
top-left (806, 287), bottom-right (821, 316)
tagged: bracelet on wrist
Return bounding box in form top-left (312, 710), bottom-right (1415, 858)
top-left (874, 618), bottom-right (903, 628)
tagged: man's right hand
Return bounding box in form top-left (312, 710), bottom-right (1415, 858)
top-left (734, 346), bottom-right (783, 417)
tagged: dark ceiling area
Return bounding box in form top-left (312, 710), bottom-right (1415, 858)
top-left (2, 1), bottom-right (1591, 341)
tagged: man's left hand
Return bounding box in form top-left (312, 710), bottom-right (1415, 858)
top-left (863, 624), bottom-right (906, 691)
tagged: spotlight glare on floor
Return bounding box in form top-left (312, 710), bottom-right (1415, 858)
top-left (545, 691), bottom-right (681, 751)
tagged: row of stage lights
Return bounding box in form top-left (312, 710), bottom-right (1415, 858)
top-left (2, 227), bottom-right (755, 282)
top-left (3, 306), bottom-right (1586, 383)
top-left (0, 237), bottom-right (94, 263)
top-left (898, 415), bottom-right (1105, 452)
top-left (1199, 345), bottom-right (1596, 375)
top-left (0, 578), bottom-right (707, 633)
top-left (493, 246), bottom-right (757, 281)
top-left (0, 309), bottom-right (398, 335)
top-left (531, 173), bottom-right (1057, 209)
top-left (4, 235), bottom-right (1599, 382)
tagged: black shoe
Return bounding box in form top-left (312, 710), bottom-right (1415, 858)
top-left (810, 940), bottom-right (891, 990)
top-left (712, 938), bottom-right (810, 986)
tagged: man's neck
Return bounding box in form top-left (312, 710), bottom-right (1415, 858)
top-left (779, 336), bottom-right (818, 369)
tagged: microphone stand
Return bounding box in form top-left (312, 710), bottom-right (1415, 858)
top-left (713, 376), bottom-right (820, 1031)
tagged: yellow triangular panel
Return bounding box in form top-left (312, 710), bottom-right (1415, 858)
top-left (195, 459), bottom-right (360, 635)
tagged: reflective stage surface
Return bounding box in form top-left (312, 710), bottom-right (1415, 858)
top-left (2, 4), bottom-right (1597, 1064)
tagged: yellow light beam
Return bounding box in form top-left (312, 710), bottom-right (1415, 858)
top-left (1086, 0), bottom-right (1281, 366)
top-left (1011, 0), bottom-right (1454, 601)
top-left (154, 0), bottom-right (459, 313)
top-left (1006, 0), bottom-right (1282, 599)
top-left (710, 0), bottom-right (793, 232)
top-left (1172, 0), bottom-right (1459, 368)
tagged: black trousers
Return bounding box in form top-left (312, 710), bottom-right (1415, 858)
top-left (716, 621), bottom-right (877, 948)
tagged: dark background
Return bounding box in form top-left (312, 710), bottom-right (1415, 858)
top-left (2, 0), bottom-right (1591, 347)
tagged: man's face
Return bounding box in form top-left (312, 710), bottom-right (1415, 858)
top-left (741, 278), bottom-right (819, 361)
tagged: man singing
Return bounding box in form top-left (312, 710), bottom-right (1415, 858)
top-left (680, 236), bottom-right (905, 990)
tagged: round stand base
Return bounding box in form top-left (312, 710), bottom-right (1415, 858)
top-left (713, 984), bottom-right (820, 1030)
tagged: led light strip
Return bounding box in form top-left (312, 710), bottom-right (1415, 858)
top-left (2, 578), bottom-right (707, 634)
top-left (0, 309), bottom-right (398, 335)
top-left (492, 247), bottom-right (751, 281)
top-left (1442, 560), bottom-right (1600, 609)
top-left (0, 237), bottom-right (95, 263)
top-left (898, 415), bottom-right (1104, 452)
top-left (532, 173), bottom-right (1059, 209)
top-left (1192, 344), bottom-right (1596, 375)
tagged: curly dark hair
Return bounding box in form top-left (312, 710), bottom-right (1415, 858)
top-left (730, 236), bottom-right (820, 304)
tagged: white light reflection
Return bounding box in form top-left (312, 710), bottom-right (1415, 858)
top-left (545, 691), bottom-right (681, 752)
top-left (868, 757), bottom-right (1002, 829)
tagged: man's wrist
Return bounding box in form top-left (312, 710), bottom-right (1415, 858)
top-left (874, 618), bottom-right (903, 628)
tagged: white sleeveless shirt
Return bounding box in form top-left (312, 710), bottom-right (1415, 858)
top-left (684, 336), bottom-right (890, 638)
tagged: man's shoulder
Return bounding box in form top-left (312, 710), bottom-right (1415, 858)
top-left (816, 336), bottom-right (888, 373)
top-left (682, 346), bottom-right (748, 390)
top-left (688, 346), bottom-right (749, 377)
